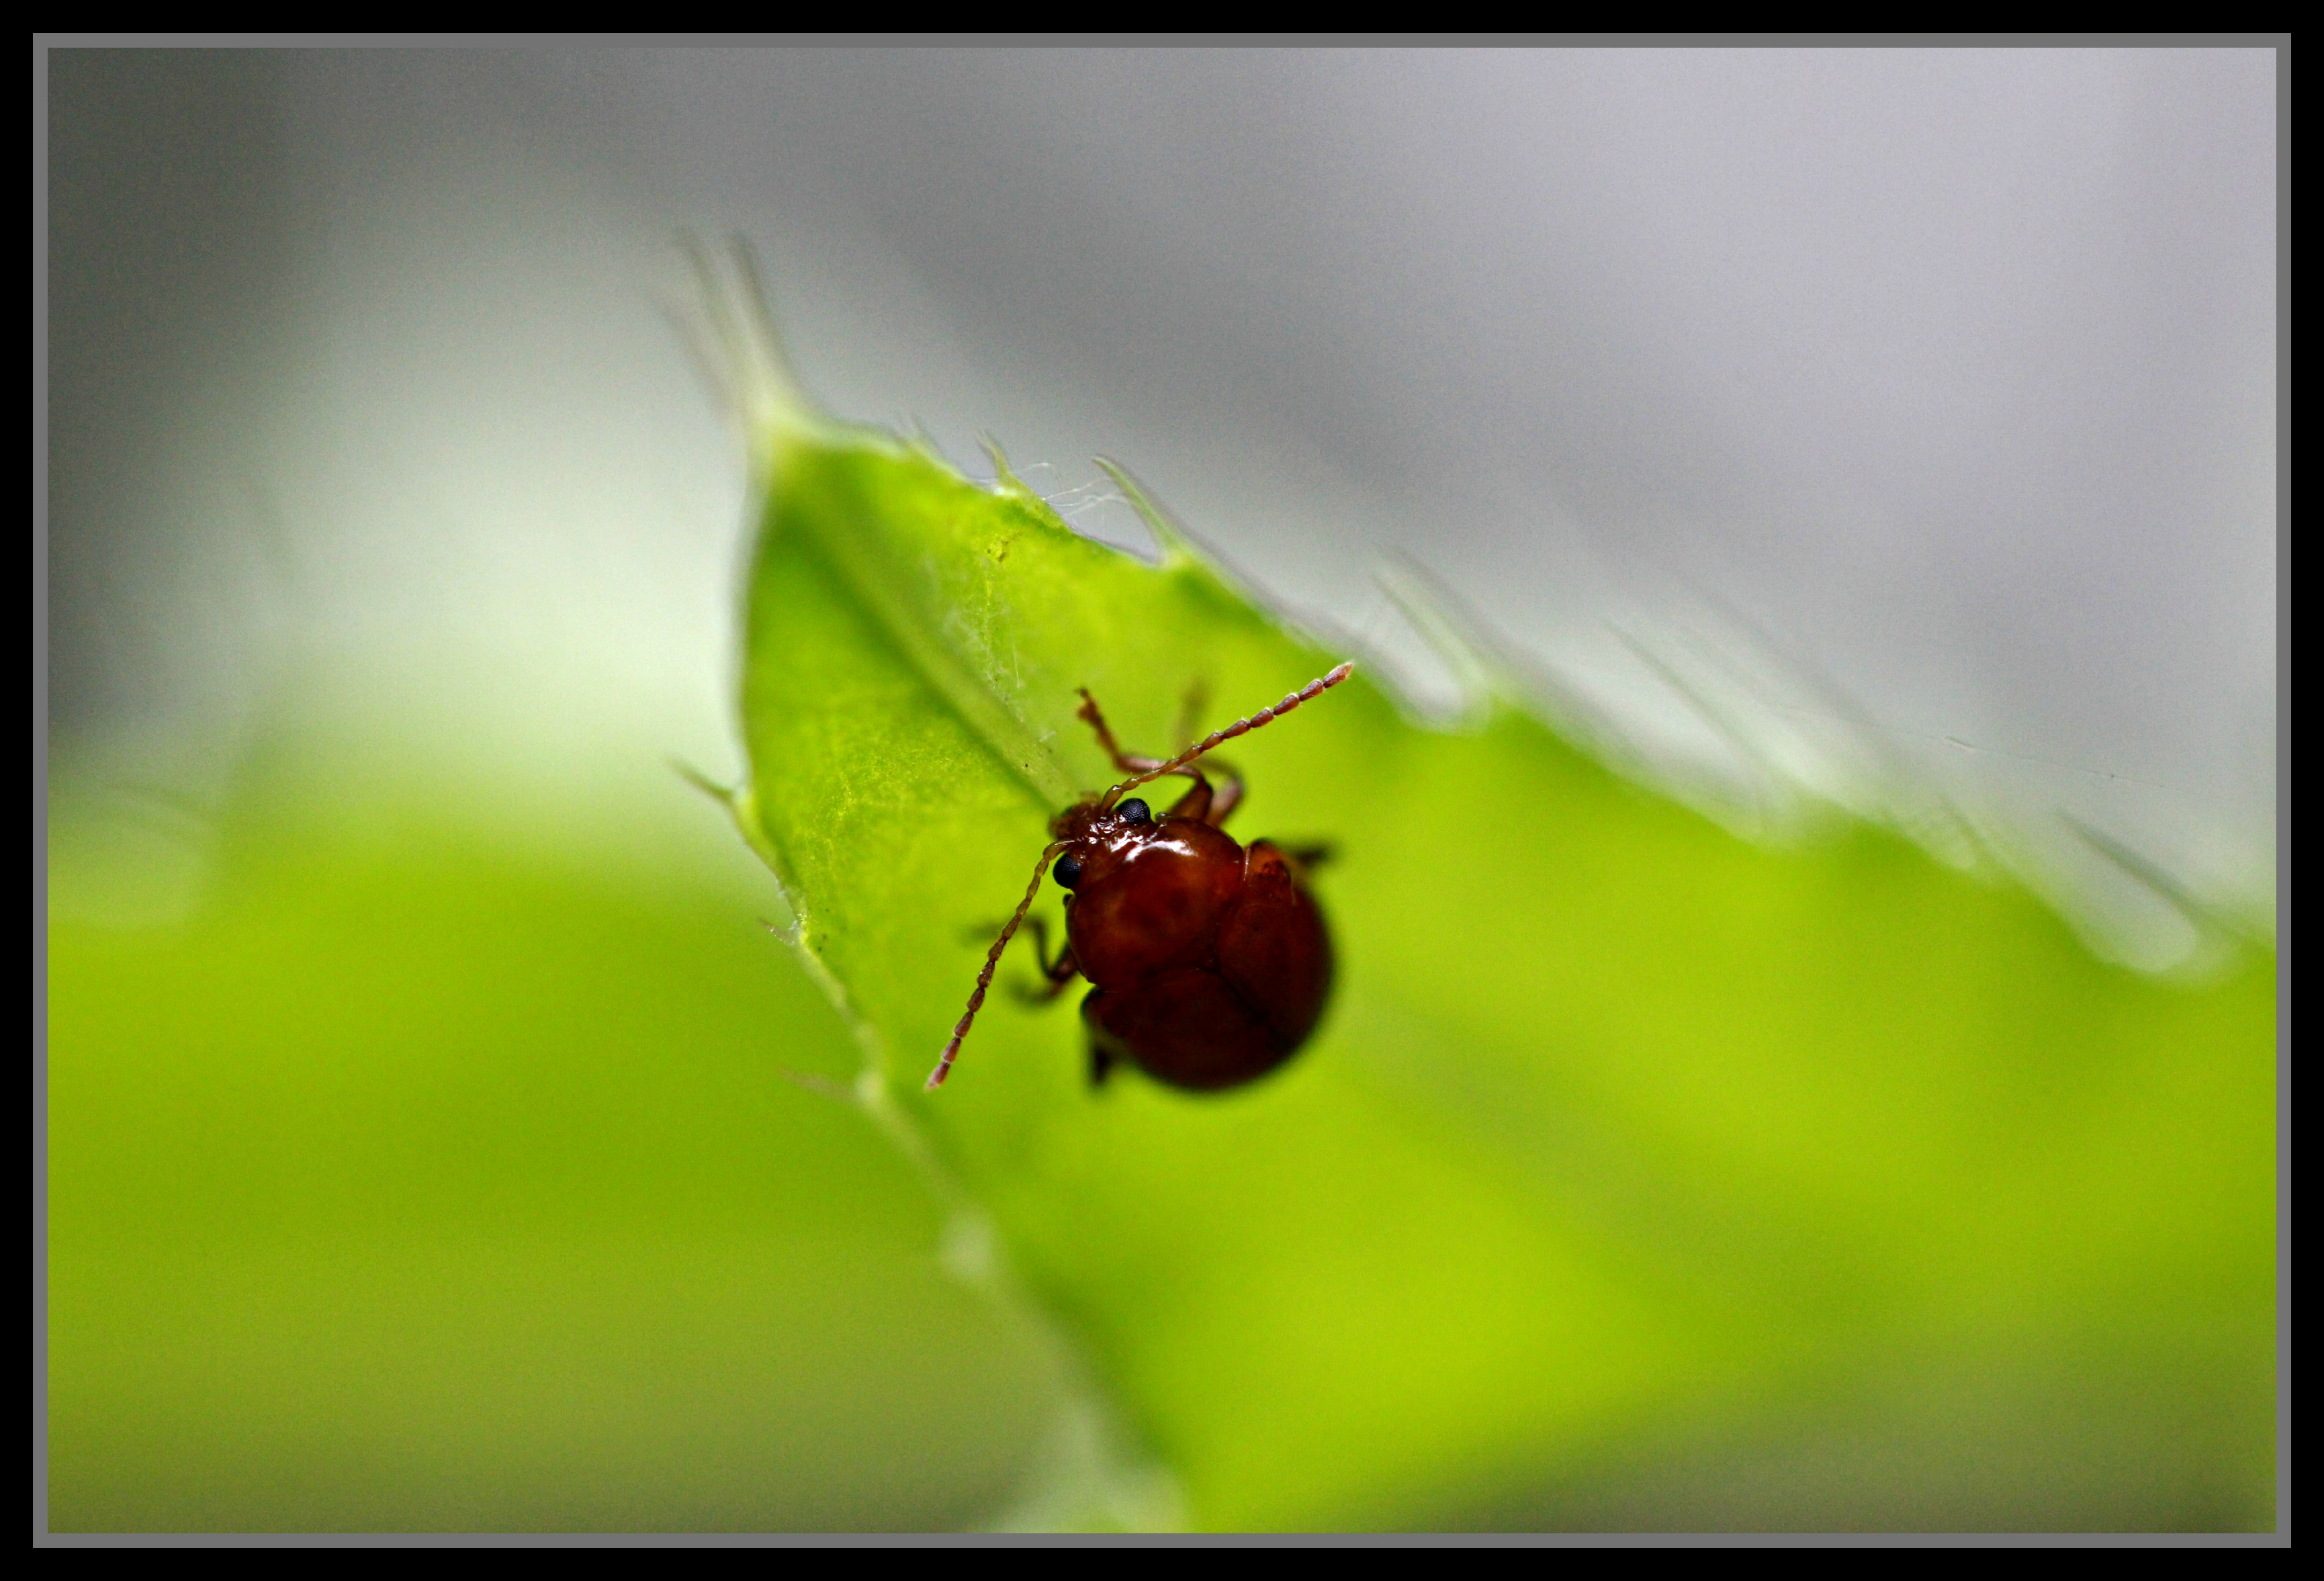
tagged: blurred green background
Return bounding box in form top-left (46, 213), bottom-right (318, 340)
top-left (47, 727), bottom-right (1063, 1531)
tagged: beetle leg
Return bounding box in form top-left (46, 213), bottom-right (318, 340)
top-left (1079, 686), bottom-right (1228, 814)
top-left (1165, 769), bottom-right (1213, 823)
top-left (1087, 1039), bottom-right (1117, 1088)
top-left (1198, 762), bottom-right (1244, 827)
top-left (1075, 688), bottom-right (1169, 777)
top-left (1077, 682), bottom-right (1245, 824)
top-left (1280, 840), bottom-right (1333, 870)
top-left (1171, 678), bottom-right (1211, 753)
top-left (1163, 680), bottom-right (1249, 826)
top-left (1010, 915), bottom-right (1082, 1005)
top-left (1165, 760), bottom-right (1245, 827)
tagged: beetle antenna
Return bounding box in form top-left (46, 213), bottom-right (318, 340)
top-left (928, 841), bottom-right (1071, 1090)
top-left (1102, 663), bottom-right (1353, 809)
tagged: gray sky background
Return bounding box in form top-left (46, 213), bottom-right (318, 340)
top-left (46, 48), bottom-right (2278, 962)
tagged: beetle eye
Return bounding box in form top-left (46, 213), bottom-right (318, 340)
top-left (1117, 797), bottom-right (1151, 826)
top-left (1053, 854), bottom-right (1083, 889)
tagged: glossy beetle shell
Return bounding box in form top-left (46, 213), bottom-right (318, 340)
top-left (1067, 818), bottom-right (1332, 1090)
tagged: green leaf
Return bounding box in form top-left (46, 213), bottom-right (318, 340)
top-left (728, 388), bottom-right (2275, 1530)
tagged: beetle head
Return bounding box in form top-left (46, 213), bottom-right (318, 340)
top-left (1048, 795), bottom-right (1156, 889)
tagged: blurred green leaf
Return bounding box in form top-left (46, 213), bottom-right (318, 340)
top-left (732, 404), bottom-right (2275, 1531)
top-left (45, 744), bottom-right (1061, 1531)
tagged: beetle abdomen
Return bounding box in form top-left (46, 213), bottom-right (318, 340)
top-left (1081, 842), bottom-right (1333, 1091)
top-left (1082, 967), bottom-right (1296, 1091)
top-left (1214, 840), bottom-right (1333, 1050)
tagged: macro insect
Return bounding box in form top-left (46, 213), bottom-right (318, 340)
top-left (927, 663), bottom-right (1355, 1093)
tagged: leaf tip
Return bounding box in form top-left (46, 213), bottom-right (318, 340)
top-left (980, 433), bottom-right (1031, 496)
top-left (2059, 809), bottom-right (2268, 956)
top-left (671, 231), bottom-right (821, 468)
top-left (670, 757), bottom-right (737, 806)
top-left (1091, 456), bottom-right (1198, 568)
top-left (1372, 552), bottom-right (1638, 750)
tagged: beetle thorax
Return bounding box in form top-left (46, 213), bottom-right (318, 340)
top-left (1062, 815), bottom-right (1249, 986)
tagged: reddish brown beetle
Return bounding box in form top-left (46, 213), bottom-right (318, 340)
top-left (927, 663), bottom-right (1353, 1093)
